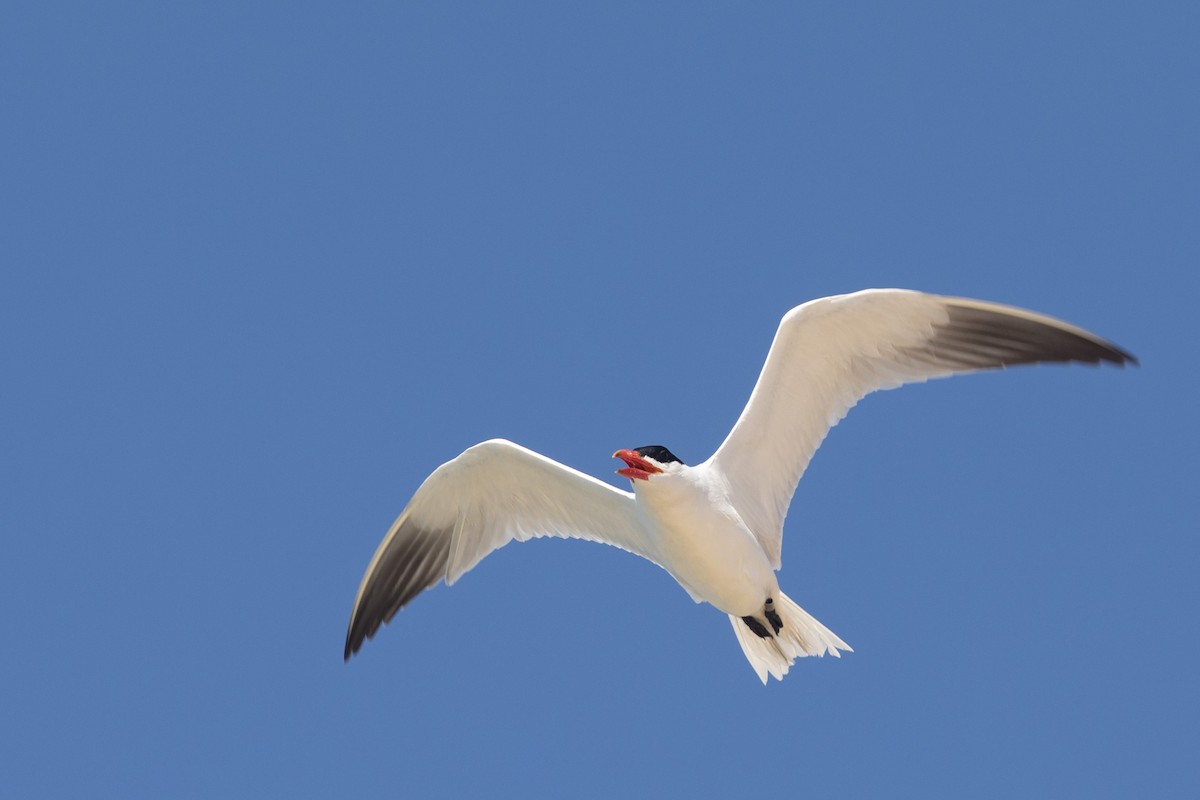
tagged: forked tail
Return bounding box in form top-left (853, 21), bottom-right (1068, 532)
top-left (729, 591), bottom-right (851, 683)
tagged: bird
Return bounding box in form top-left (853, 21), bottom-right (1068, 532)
top-left (343, 288), bottom-right (1135, 682)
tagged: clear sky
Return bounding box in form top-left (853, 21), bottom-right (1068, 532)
top-left (3, 2), bottom-right (1196, 797)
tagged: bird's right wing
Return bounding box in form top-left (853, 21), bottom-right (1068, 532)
top-left (344, 439), bottom-right (654, 658)
top-left (707, 289), bottom-right (1136, 568)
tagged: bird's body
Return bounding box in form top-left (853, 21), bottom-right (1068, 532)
top-left (344, 289), bottom-right (1135, 682)
top-left (632, 464), bottom-right (775, 616)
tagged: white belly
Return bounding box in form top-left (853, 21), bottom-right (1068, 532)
top-left (636, 474), bottom-right (776, 616)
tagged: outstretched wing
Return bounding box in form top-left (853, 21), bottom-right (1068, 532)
top-left (707, 289), bottom-right (1136, 568)
top-left (345, 439), bottom-right (654, 658)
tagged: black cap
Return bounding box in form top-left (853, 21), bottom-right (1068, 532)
top-left (633, 445), bottom-right (684, 465)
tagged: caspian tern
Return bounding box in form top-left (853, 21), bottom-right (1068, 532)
top-left (344, 289), bottom-right (1135, 682)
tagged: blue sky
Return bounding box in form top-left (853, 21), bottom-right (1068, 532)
top-left (2, 2), bottom-right (1196, 797)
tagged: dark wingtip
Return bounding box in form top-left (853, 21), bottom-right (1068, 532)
top-left (1113, 346), bottom-right (1139, 368)
top-left (344, 614), bottom-right (368, 661)
top-left (1089, 338), bottom-right (1137, 368)
top-left (937, 302), bottom-right (1138, 371)
top-left (341, 521), bottom-right (453, 664)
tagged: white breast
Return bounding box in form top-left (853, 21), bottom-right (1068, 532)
top-left (633, 466), bottom-right (777, 616)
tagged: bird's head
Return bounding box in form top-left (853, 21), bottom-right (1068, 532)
top-left (613, 445), bottom-right (685, 482)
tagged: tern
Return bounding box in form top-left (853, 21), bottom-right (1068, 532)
top-left (344, 289), bottom-right (1135, 682)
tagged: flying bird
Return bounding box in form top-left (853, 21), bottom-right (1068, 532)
top-left (344, 289), bottom-right (1135, 682)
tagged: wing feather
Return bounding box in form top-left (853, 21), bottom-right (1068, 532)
top-left (344, 439), bottom-right (653, 658)
top-left (707, 289), bottom-right (1135, 568)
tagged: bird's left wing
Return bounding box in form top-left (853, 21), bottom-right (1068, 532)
top-left (707, 289), bottom-right (1136, 568)
top-left (345, 438), bottom-right (654, 658)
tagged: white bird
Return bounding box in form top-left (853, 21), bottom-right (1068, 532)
top-left (344, 289), bottom-right (1135, 682)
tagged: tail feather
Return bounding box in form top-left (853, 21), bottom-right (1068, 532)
top-left (729, 591), bottom-right (851, 683)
